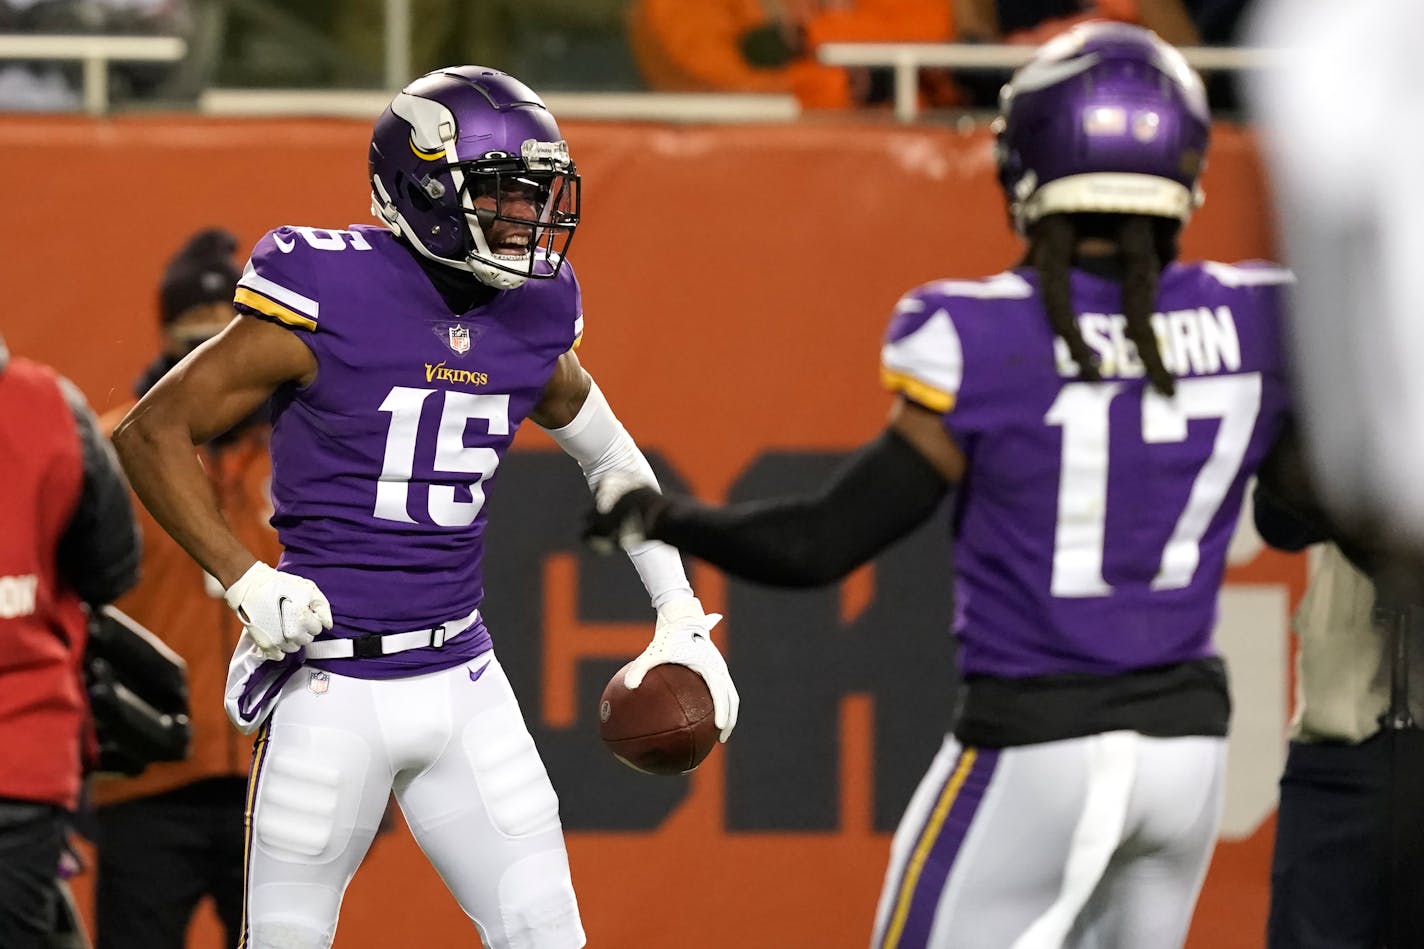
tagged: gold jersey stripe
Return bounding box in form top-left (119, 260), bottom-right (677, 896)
top-left (880, 367), bottom-right (956, 413)
top-left (237, 721), bottom-right (274, 949)
top-left (880, 748), bottom-right (978, 949)
top-left (572, 332), bottom-right (584, 351)
top-left (235, 287), bottom-right (318, 331)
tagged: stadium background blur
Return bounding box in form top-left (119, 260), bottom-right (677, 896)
top-left (0, 2), bottom-right (1295, 947)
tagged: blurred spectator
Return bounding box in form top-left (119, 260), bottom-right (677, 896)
top-left (953, 0), bottom-right (1200, 47)
top-left (0, 0), bottom-right (191, 112)
top-left (1185, 0), bottom-right (1252, 45)
top-left (951, 0), bottom-right (1255, 108)
top-left (0, 336), bottom-right (140, 949)
top-left (629, 0), bottom-right (953, 109)
top-left (1254, 480), bottom-right (1424, 948)
top-left (1247, 0), bottom-right (1424, 547)
top-left (91, 228), bottom-right (275, 949)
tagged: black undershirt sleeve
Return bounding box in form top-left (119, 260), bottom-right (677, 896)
top-left (1251, 482), bottom-right (1325, 553)
top-left (647, 428), bottom-right (952, 588)
top-left (1253, 422), bottom-right (1382, 574)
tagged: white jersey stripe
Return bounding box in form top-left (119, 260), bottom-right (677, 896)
top-left (880, 309), bottom-right (965, 406)
top-left (238, 264), bottom-right (320, 321)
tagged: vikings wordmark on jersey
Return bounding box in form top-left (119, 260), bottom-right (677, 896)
top-left (234, 223), bottom-right (583, 679)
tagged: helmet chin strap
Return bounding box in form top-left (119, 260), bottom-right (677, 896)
top-left (465, 209), bottom-right (532, 289)
top-left (467, 254), bottom-right (530, 290)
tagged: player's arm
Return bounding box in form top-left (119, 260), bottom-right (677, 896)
top-left (113, 314), bottom-right (310, 587)
top-left (1254, 423), bottom-right (1328, 553)
top-left (113, 315), bottom-right (331, 660)
top-left (531, 349), bottom-right (739, 741)
top-left (1255, 421), bottom-right (1394, 579)
top-left (586, 397), bottom-right (958, 588)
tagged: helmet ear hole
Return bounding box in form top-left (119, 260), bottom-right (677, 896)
top-left (402, 176), bottom-right (435, 214)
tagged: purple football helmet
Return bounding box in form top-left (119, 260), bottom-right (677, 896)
top-left (993, 22), bottom-right (1210, 234)
top-left (369, 66), bottom-right (580, 289)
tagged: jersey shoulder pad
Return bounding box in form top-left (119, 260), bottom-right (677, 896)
top-left (526, 253), bottom-right (583, 352)
top-left (880, 294), bottom-right (965, 414)
top-left (879, 273), bottom-right (1030, 413)
top-left (233, 226), bottom-right (333, 332)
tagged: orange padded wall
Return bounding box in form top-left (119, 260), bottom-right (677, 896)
top-left (0, 115), bottom-right (1292, 949)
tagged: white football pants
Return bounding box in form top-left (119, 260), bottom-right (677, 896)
top-left (240, 653), bottom-right (585, 949)
top-left (871, 731), bottom-right (1226, 949)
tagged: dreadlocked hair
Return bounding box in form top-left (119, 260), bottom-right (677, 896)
top-left (1028, 213), bottom-right (1179, 397)
top-left (1031, 214), bottom-right (1101, 383)
top-left (1118, 214), bottom-right (1175, 397)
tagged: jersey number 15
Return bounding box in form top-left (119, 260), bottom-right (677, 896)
top-left (373, 387), bottom-right (510, 527)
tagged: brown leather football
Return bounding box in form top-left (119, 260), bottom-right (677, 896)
top-left (598, 661), bottom-right (718, 775)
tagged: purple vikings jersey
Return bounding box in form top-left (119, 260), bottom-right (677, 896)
top-left (881, 261), bottom-right (1291, 679)
top-left (234, 224), bottom-right (582, 678)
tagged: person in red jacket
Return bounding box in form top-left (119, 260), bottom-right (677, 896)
top-left (0, 337), bottom-right (140, 949)
top-left (92, 227), bottom-right (278, 949)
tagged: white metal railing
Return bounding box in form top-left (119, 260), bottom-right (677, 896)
top-left (198, 89), bottom-right (801, 123)
top-left (818, 43), bottom-right (1288, 123)
top-left (382, 0), bottom-right (410, 93)
top-left (0, 34), bottom-right (188, 114)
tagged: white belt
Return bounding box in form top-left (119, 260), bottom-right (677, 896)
top-left (303, 606), bottom-right (481, 660)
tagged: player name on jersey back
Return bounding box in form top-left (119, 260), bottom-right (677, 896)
top-left (879, 260), bottom-right (1293, 680)
top-left (1051, 305), bottom-right (1240, 379)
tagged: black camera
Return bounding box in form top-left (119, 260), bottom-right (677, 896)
top-left (84, 605), bottom-right (191, 776)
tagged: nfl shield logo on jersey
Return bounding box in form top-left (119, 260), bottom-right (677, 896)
top-left (308, 670), bottom-right (330, 695)
top-left (448, 324), bottom-right (471, 354)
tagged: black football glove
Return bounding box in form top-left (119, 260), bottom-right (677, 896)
top-left (583, 486), bottom-right (666, 555)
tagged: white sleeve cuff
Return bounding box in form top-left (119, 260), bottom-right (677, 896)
top-left (542, 381), bottom-right (693, 609)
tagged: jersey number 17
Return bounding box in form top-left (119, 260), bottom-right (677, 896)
top-left (1045, 374), bottom-right (1262, 598)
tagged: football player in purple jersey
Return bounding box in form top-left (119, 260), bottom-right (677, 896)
top-left (113, 67), bottom-right (737, 949)
top-left (588, 23), bottom-right (1291, 949)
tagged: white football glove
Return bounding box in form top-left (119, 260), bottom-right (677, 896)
top-left (223, 561), bottom-right (333, 661)
top-left (624, 596), bottom-right (739, 742)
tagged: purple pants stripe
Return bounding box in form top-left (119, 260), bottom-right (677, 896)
top-left (881, 746), bottom-right (1001, 949)
top-left (237, 720), bottom-right (274, 949)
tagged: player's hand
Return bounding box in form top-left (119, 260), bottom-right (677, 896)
top-left (584, 483), bottom-right (665, 555)
top-left (625, 596), bottom-right (739, 742)
top-left (223, 561), bottom-right (333, 661)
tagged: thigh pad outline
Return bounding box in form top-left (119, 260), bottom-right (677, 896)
top-left (254, 726), bottom-right (374, 863)
top-left (462, 698), bottom-right (560, 839)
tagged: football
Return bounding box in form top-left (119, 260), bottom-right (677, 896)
top-left (598, 661), bottom-right (718, 775)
